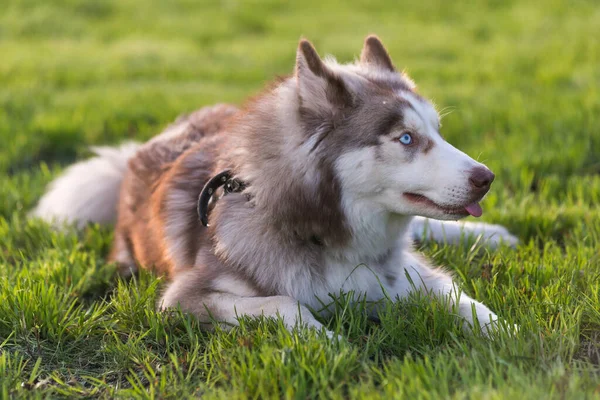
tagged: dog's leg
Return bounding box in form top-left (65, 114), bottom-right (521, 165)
top-left (158, 270), bottom-right (330, 335)
top-left (391, 251), bottom-right (501, 335)
top-left (409, 216), bottom-right (518, 248)
top-left (109, 228), bottom-right (138, 278)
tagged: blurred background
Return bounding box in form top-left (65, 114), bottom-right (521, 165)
top-left (1, 0), bottom-right (599, 238)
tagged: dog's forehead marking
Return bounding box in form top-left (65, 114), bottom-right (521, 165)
top-left (399, 102), bottom-right (426, 132)
top-left (398, 92), bottom-right (440, 135)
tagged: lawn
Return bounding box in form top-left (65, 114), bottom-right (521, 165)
top-left (1, 0), bottom-right (599, 398)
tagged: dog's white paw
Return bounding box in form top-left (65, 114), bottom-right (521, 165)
top-left (324, 330), bottom-right (344, 341)
top-left (410, 218), bottom-right (519, 249)
top-left (293, 324), bottom-right (341, 341)
top-left (478, 319), bottom-right (520, 338)
top-left (474, 224), bottom-right (519, 249)
top-left (459, 301), bottom-right (518, 338)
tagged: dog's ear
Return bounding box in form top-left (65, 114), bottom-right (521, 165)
top-left (295, 39), bottom-right (352, 113)
top-left (360, 35), bottom-right (395, 72)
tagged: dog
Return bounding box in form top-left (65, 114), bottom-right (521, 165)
top-left (33, 35), bottom-right (517, 336)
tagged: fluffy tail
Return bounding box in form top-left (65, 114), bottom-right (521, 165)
top-left (31, 142), bottom-right (140, 229)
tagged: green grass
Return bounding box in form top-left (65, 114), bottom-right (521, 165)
top-left (1, 0), bottom-right (599, 398)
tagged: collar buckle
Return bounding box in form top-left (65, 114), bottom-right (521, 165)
top-left (197, 169), bottom-right (246, 227)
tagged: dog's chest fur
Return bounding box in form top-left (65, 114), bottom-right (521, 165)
top-left (210, 192), bottom-right (413, 309)
top-left (296, 212), bottom-right (413, 309)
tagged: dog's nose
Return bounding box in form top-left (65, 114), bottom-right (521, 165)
top-left (469, 167), bottom-right (495, 191)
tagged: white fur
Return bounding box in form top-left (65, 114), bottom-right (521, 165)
top-left (31, 142), bottom-right (140, 229)
top-left (212, 275), bottom-right (259, 297)
top-left (210, 294), bottom-right (326, 331)
top-left (391, 250), bottom-right (500, 333)
top-left (160, 270), bottom-right (329, 334)
top-left (203, 293), bottom-right (327, 333)
top-left (410, 217), bottom-right (519, 248)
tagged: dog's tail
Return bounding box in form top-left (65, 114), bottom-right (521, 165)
top-left (31, 142), bottom-right (140, 229)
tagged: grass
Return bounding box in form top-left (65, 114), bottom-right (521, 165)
top-left (1, 0), bottom-right (599, 398)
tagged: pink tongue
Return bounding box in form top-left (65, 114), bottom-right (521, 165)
top-left (465, 202), bottom-right (483, 217)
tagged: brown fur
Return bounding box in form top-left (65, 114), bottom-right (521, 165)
top-left (110, 104), bottom-right (238, 276)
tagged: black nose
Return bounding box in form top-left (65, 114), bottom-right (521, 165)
top-left (469, 167), bottom-right (495, 191)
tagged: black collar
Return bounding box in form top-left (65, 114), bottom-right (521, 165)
top-left (197, 169), bottom-right (247, 227)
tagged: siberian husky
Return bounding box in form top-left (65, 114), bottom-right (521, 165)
top-left (33, 36), bottom-right (517, 336)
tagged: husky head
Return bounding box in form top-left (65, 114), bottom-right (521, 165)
top-left (290, 36), bottom-right (494, 221)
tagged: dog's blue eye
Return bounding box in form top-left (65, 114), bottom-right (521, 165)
top-left (399, 133), bottom-right (413, 145)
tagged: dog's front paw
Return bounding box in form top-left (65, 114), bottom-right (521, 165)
top-left (476, 224), bottom-right (519, 249)
top-left (480, 321), bottom-right (520, 338)
top-left (410, 218), bottom-right (519, 249)
top-left (324, 329), bottom-right (344, 341)
top-left (293, 324), bottom-right (341, 341)
top-left (460, 301), bottom-right (518, 338)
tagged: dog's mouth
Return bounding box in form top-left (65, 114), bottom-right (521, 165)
top-left (403, 193), bottom-right (483, 217)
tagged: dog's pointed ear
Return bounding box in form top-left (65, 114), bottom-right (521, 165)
top-left (296, 39), bottom-right (327, 79)
top-left (360, 35), bottom-right (395, 72)
top-left (295, 39), bottom-right (351, 112)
